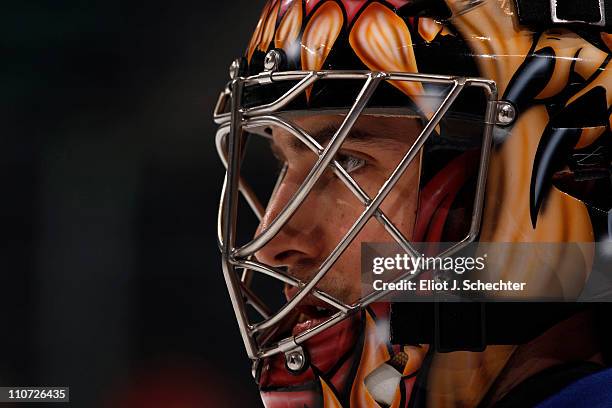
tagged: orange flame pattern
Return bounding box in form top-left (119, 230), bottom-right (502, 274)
top-left (245, 0), bottom-right (452, 113)
top-left (349, 3), bottom-right (427, 114)
top-left (315, 311), bottom-right (425, 408)
top-left (275, 0), bottom-right (302, 54)
top-left (301, 1), bottom-right (343, 72)
top-left (247, 0), bottom-right (280, 62)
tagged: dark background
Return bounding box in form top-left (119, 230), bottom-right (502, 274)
top-left (2, 0), bottom-right (265, 406)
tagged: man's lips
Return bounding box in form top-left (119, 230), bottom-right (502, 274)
top-left (285, 285), bottom-right (337, 335)
top-left (292, 306), bottom-right (336, 336)
top-left (292, 316), bottom-right (332, 336)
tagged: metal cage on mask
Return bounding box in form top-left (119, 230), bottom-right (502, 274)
top-left (213, 53), bottom-right (512, 374)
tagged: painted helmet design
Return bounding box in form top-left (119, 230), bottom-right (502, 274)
top-left (213, 0), bottom-right (612, 406)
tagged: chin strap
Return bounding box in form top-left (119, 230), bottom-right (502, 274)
top-left (514, 0), bottom-right (611, 28)
top-left (390, 302), bottom-right (602, 352)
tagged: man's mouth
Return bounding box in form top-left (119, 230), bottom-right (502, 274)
top-left (283, 283), bottom-right (339, 335)
top-left (292, 304), bottom-right (336, 336)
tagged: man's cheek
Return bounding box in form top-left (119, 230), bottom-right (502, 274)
top-left (320, 273), bottom-right (360, 303)
top-left (382, 187), bottom-right (418, 230)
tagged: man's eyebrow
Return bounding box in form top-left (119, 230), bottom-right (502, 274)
top-left (288, 124), bottom-right (406, 152)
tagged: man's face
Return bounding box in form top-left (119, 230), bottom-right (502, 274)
top-left (254, 113), bottom-right (422, 334)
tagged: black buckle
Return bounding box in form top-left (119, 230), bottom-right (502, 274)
top-left (390, 303), bottom-right (590, 352)
top-left (550, 0), bottom-right (606, 26)
top-left (434, 302), bottom-right (486, 352)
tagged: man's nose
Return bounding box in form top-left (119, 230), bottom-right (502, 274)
top-left (254, 176), bottom-right (321, 268)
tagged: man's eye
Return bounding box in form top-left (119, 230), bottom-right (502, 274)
top-left (337, 153), bottom-right (366, 174)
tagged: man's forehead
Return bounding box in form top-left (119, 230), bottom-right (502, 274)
top-left (273, 110), bottom-right (424, 150)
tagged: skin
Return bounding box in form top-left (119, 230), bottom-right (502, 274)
top-left (254, 113), bottom-right (422, 306)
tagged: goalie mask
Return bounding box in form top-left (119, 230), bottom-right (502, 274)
top-left (213, 0), bottom-right (612, 406)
